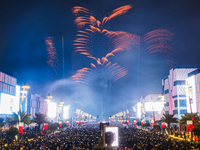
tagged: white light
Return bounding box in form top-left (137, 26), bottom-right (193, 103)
top-left (105, 126), bottom-right (119, 147)
top-left (48, 102), bottom-right (57, 118)
top-left (137, 102), bottom-right (141, 118)
top-left (0, 85), bottom-right (20, 114)
top-left (144, 102), bottom-right (163, 112)
top-left (186, 76), bottom-right (197, 113)
top-left (63, 105), bottom-right (70, 119)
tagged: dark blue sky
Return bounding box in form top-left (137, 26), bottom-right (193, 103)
top-left (0, 0), bottom-right (200, 117)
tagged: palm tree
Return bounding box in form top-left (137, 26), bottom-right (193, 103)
top-left (180, 113), bottom-right (199, 125)
top-left (160, 114), bottom-right (178, 135)
top-left (7, 111), bottom-right (32, 126)
top-left (33, 113), bottom-right (48, 134)
top-left (180, 113), bottom-right (200, 141)
top-left (193, 125), bottom-right (200, 142)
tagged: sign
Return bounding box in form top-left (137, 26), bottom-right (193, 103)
top-left (189, 86), bottom-right (193, 103)
top-left (187, 124), bottom-right (194, 131)
top-left (187, 120), bottom-right (193, 125)
top-left (19, 122), bottom-right (24, 134)
top-left (104, 126), bottom-right (119, 147)
top-left (141, 121), bottom-right (144, 126)
top-left (161, 123), bottom-right (166, 129)
top-left (59, 121), bottom-right (62, 128)
top-left (134, 120), bottom-right (137, 125)
top-left (43, 123), bottom-right (48, 130)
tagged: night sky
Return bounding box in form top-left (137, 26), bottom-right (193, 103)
top-left (0, 0), bottom-right (200, 118)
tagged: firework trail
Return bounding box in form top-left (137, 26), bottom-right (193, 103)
top-left (71, 68), bottom-right (92, 84)
top-left (71, 62), bottom-right (128, 84)
top-left (143, 29), bottom-right (175, 65)
top-left (45, 37), bottom-right (60, 74)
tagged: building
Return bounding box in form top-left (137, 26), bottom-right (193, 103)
top-left (27, 93), bottom-right (46, 117)
top-left (186, 69), bottom-right (200, 115)
top-left (141, 94), bottom-right (163, 120)
top-left (162, 66), bottom-right (199, 119)
top-left (134, 94), bottom-right (163, 121)
top-left (0, 71), bottom-right (20, 117)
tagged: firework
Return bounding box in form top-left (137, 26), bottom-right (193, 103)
top-left (45, 37), bottom-right (60, 74)
top-left (102, 5), bottom-right (133, 25)
top-left (143, 29), bottom-right (175, 63)
top-left (71, 5), bottom-right (175, 84)
top-left (72, 5), bottom-right (140, 69)
top-left (72, 5), bottom-right (136, 82)
top-left (71, 68), bottom-right (91, 83)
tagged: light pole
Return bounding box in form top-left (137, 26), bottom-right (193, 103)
top-left (59, 100), bottom-right (64, 121)
top-left (19, 82), bottom-right (30, 121)
top-left (45, 93), bottom-right (52, 115)
top-left (159, 93), bottom-right (168, 135)
top-left (183, 82), bottom-right (197, 141)
top-left (18, 82), bottom-right (29, 140)
top-left (159, 93), bottom-right (166, 114)
top-left (150, 97), bottom-right (155, 126)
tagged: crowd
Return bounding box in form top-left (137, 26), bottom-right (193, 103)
top-left (0, 124), bottom-right (200, 150)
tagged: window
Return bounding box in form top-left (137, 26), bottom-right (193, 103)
top-left (165, 111), bottom-right (169, 114)
top-left (164, 102), bottom-right (169, 107)
top-left (179, 95), bottom-right (186, 97)
top-left (174, 80), bottom-right (185, 86)
top-left (180, 109), bottom-right (187, 114)
top-left (165, 89), bottom-right (169, 94)
top-left (174, 100), bottom-right (178, 107)
top-left (179, 100), bottom-right (187, 107)
top-left (173, 110), bottom-right (178, 114)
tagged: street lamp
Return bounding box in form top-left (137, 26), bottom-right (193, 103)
top-left (19, 82), bottom-right (30, 122)
top-left (159, 93), bottom-right (166, 114)
top-left (18, 82), bottom-right (30, 138)
top-left (45, 93), bottom-right (52, 115)
top-left (58, 100), bottom-right (64, 121)
top-left (20, 82), bottom-right (30, 113)
top-left (150, 97), bottom-right (155, 125)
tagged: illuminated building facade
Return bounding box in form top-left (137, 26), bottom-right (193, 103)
top-left (0, 71), bottom-right (20, 117)
top-left (186, 69), bottom-right (200, 115)
top-left (162, 66), bottom-right (199, 119)
top-left (140, 94), bottom-right (163, 120)
top-left (27, 93), bottom-right (46, 117)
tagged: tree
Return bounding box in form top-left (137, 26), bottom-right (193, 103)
top-left (48, 123), bottom-right (59, 131)
top-left (7, 111), bottom-right (32, 126)
top-left (180, 113), bottom-right (199, 125)
top-left (0, 118), bottom-right (5, 128)
top-left (62, 123), bottom-right (67, 128)
top-left (160, 114), bottom-right (178, 135)
top-left (143, 122), bottom-right (150, 128)
top-left (180, 113), bottom-right (200, 141)
top-left (193, 125), bottom-right (200, 142)
top-left (33, 113), bottom-right (48, 134)
top-left (7, 127), bottom-right (19, 142)
top-left (153, 124), bottom-right (161, 131)
top-left (136, 121), bottom-right (141, 126)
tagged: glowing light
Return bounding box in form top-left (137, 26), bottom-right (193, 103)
top-left (137, 102), bottom-right (141, 118)
top-left (144, 102), bottom-right (163, 112)
top-left (48, 102), bottom-right (57, 118)
top-left (105, 126), bottom-right (119, 147)
top-left (63, 105), bottom-right (70, 119)
top-left (186, 76), bottom-right (197, 113)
